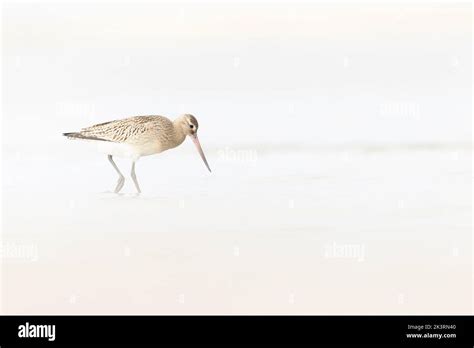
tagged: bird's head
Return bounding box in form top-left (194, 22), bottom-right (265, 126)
top-left (178, 114), bottom-right (199, 136)
top-left (176, 114), bottom-right (211, 173)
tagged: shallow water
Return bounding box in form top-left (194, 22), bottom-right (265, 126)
top-left (2, 144), bottom-right (471, 314)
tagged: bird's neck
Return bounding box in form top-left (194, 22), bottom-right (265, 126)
top-left (172, 122), bottom-right (186, 148)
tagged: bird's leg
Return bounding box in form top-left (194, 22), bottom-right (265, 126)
top-left (108, 155), bottom-right (125, 193)
top-left (131, 161), bottom-right (141, 194)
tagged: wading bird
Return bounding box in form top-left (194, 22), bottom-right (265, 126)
top-left (63, 114), bottom-right (211, 194)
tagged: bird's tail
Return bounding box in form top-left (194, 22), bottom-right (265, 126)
top-left (62, 132), bottom-right (111, 142)
top-left (63, 132), bottom-right (83, 139)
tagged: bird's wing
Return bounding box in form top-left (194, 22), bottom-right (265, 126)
top-left (79, 116), bottom-right (160, 143)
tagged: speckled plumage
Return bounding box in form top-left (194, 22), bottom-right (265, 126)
top-left (65, 115), bottom-right (190, 158)
top-left (72, 115), bottom-right (175, 144)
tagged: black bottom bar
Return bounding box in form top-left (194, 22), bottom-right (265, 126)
top-left (0, 316), bottom-right (472, 346)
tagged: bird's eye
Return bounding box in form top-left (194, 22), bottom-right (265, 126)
top-left (189, 124), bottom-right (194, 129)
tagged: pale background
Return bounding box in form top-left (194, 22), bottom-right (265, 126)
top-left (1, 1), bottom-right (472, 314)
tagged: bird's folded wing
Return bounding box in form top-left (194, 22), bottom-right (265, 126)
top-left (79, 116), bottom-right (155, 143)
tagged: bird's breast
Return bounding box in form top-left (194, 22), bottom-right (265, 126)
top-left (137, 141), bottom-right (167, 156)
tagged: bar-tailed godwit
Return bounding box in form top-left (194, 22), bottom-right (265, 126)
top-left (63, 114), bottom-right (211, 194)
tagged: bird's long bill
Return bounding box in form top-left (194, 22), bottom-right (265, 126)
top-left (191, 134), bottom-right (212, 172)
